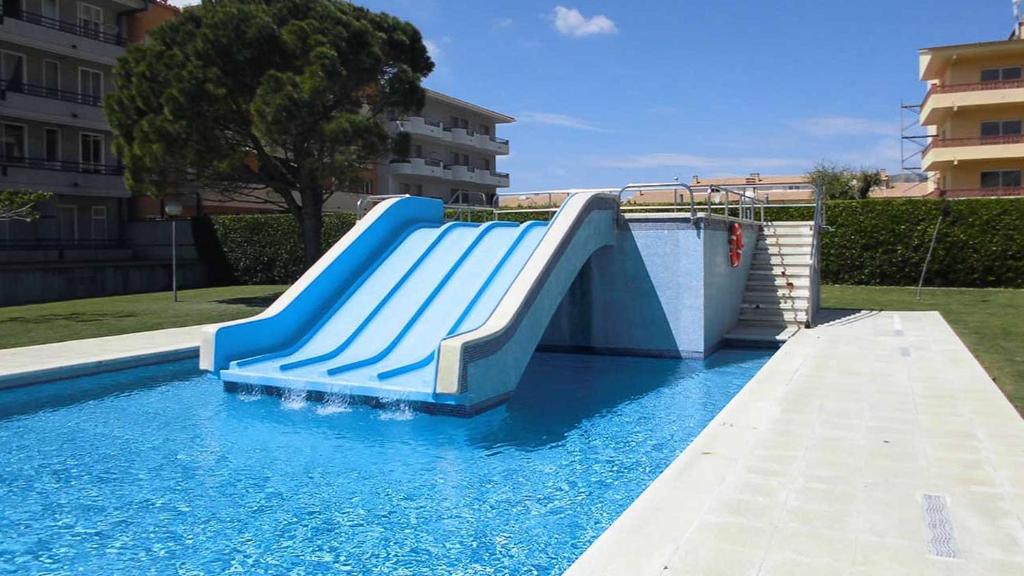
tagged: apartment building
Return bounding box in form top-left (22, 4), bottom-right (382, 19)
top-left (381, 89), bottom-right (512, 205)
top-left (0, 0), bottom-right (159, 250)
top-left (919, 23), bottom-right (1024, 198)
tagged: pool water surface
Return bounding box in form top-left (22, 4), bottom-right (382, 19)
top-left (0, 349), bottom-right (769, 575)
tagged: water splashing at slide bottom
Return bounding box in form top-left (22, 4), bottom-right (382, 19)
top-left (315, 393), bottom-right (352, 415)
top-left (280, 388), bottom-right (308, 410)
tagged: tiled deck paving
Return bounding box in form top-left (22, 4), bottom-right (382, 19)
top-left (0, 326), bottom-right (202, 389)
top-left (1, 312), bottom-right (1021, 574)
top-left (566, 311), bottom-right (1024, 576)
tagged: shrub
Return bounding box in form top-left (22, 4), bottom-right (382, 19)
top-left (203, 198), bottom-right (1024, 288)
top-left (766, 198), bottom-right (1024, 287)
top-left (209, 212), bottom-right (357, 284)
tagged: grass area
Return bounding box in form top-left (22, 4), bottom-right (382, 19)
top-left (0, 285), bottom-right (287, 350)
top-left (822, 285), bottom-right (1024, 415)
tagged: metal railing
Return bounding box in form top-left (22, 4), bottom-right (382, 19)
top-left (807, 182), bottom-right (825, 328)
top-left (923, 134), bottom-right (1024, 156)
top-left (2, 9), bottom-right (126, 46)
top-left (0, 156), bottom-right (124, 175)
top-left (393, 117), bottom-right (510, 147)
top-left (0, 79), bottom-right (103, 106)
top-left (923, 78), bottom-right (1024, 108)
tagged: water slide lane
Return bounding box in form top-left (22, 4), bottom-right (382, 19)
top-left (324, 220), bottom-right (519, 378)
top-left (375, 222), bottom-right (548, 389)
top-left (230, 224), bottom-right (439, 370)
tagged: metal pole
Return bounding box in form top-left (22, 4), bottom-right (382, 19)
top-left (171, 218), bottom-right (178, 303)
top-left (916, 216), bottom-right (942, 300)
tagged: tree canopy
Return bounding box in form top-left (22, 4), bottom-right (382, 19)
top-left (0, 190), bottom-right (51, 221)
top-left (106, 0), bottom-right (433, 265)
top-left (807, 162), bottom-right (883, 200)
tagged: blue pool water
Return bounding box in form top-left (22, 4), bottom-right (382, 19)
top-left (0, 350), bottom-right (769, 575)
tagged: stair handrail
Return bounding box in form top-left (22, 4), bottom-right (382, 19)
top-left (616, 181), bottom-right (698, 217)
top-left (808, 182), bottom-right (825, 327)
top-left (356, 194), bottom-right (410, 219)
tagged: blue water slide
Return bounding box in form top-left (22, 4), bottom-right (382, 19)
top-left (202, 192), bottom-right (621, 413)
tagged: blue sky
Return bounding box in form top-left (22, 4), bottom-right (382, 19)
top-left (176, 1), bottom-right (1015, 192)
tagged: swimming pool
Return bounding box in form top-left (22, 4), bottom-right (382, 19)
top-left (0, 349), bottom-right (769, 575)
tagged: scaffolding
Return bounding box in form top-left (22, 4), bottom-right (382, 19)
top-left (900, 100), bottom-right (928, 174)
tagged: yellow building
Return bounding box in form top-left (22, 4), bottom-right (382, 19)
top-left (920, 30), bottom-right (1024, 197)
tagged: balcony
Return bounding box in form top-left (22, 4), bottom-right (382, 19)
top-left (0, 80), bottom-right (108, 130)
top-left (388, 159), bottom-right (510, 188)
top-left (0, 157), bottom-right (128, 198)
top-left (921, 79), bottom-right (1024, 125)
top-left (922, 134), bottom-right (1024, 171)
top-left (935, 187), bottom-right (1024, 199)
top-left (0, 9), bottom-right (127, 65)
top-left (390, 117), bottom-right (509, 155)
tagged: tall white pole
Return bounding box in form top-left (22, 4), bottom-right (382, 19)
top-left (171, 218), bottom-right (178, 303)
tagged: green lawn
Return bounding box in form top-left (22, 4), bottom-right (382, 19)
top-left (0, 285), bottom-right (287, 350)
top-left (2, 283), bottom-right (1020, 414)
top-left (822, 285), bottom-right (1024, 415)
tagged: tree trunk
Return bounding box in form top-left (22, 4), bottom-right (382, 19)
top-left (299, 201), bottom-right (323, 269)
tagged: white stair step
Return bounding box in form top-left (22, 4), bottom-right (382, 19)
top-left (740, 308), bottom-right (808, 323)
top-left (741, 300), bottom-right (809, 312)
top-left (763, 221), bottom-right (814, 227)
top-left (750, 263), bottom-right (811, 275)
top-left (745, 284), bottom-right (810, 297)
top-left (747, 272), bottom-right (810, 287)
top-left (753, 249), bottom-right (806, 262)
top-left (756, 235), bottom-right (814, 246)
top-left (749, 242), bottom-right (811, 254)
top-left (725, 323), bottom-right (801, 343)
top-left (761, 226), bottom-right (813, 237)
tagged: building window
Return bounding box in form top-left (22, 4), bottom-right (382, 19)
top-left (58, 205), bottom-right (78, 243)
top-left (91, 206), bottom-right (107, 240)
top-left (980, 120), bottom-right (1022, 138)
top-left (43, 60), bottom-right (60, 95)
top-left (449, 115), bottom-right (469, 130)
top-left (41, 0), bottom-right (59, 19)
top-left (415, 184), bottom-right (423, 196)
top-left (44, 128), bottom-right (60, 166)
top-left (399, 183), bottom-right (411, 195)
top-left (78, 3), bottom-right (104, 38)
top-left (479, 125), bottom-right (491, 136)
top-left (1, 50), bottom-right (26, 87)
top-left (483, 158), bottom-right (491, 171)
top-left (413, 144), bottom-right (422, 158)
top-left (981, 67), bottom-right (1023, 82)
top-left (980, 170), bottom-right (1022, 188)
top-left (79, 67), bottom-right (103, 104)
top-left (1, 123), bottom-right (27, 161)
top-left (80, 132), bottom-right (104, 171)
top-left (361, 180), bottom-right (372, 194)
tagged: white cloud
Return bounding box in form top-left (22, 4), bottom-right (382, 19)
top-left (794, 116), bottom-right (894, 138)
top-left (167, 0), bottom-right (199, 7)
top-left (519, 111), bottom-right (604, 131)
top-left (424, 39), bottom-right (443, 61)
top-left (594, 153), bottom-right (806, 170)
top-left (552, 6), bottom-right (618, 37)
top-left (495, 18), bottom-right (514, 29)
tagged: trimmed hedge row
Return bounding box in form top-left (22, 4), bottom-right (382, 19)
top-left (766, 198), bottom-right (1024, 287)
top-left (202, 198), bottom-right (1024, 288)
top-left (208, 212), bottom-right (357, 284)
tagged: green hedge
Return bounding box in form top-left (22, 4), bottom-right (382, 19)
top-left (203, 198), bottom-right (1024, 288)
top-left (209, 212), bottom-right (357, 284)
top-left (766, 198), bottom-right (1024, 287)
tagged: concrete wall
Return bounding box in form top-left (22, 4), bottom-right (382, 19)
top-left (0, 259), bottom-right (205, 306)
top-left (539, 216), bottom-right (755, 358)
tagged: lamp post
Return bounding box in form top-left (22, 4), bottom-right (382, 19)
top-left (164, 199), bottom-right (183, 302)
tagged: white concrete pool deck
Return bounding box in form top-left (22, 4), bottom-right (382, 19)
top-left (0, 326), bottom-right (202, 389)
top-left (565, 310), bottom-right (1024, 575)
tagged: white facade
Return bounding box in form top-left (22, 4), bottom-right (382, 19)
top-left (377, 89), bottom-right (513, 205)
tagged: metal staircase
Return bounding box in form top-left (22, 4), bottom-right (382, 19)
top-left (726, 221), bottom-right (815, 345)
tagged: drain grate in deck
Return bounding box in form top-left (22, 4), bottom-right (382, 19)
top-left (921, 493), bottom-right (959, 559)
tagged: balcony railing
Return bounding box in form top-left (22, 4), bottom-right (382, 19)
top-left (0, 156), bottom-right (124, 175)
top-left (490, 170), bottom-right (509, 178)
top-left (923, 134), bottom-right (1024, 156)
top-left (1, 9), bottom-right (127, 46)
top-left (394, 117), bottom-right (508, 147)
top-left (0, 79), bottom-right (102, 106)
top-left (936, 187), bottom-right (1024, 198)
top-left (923, 78), bottom-right (1024, 107)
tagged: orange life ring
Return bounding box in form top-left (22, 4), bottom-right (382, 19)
top-left (729, 223), bottom-right (744, 268)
